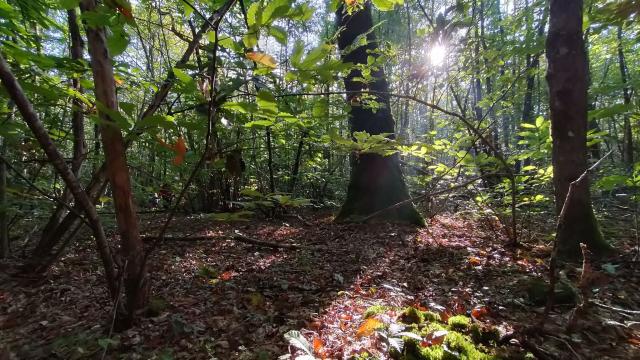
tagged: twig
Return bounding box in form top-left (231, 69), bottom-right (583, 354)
top-left (547, 335), bottom-right (583, 360)
top-left (590, 301), bottom-right (640, 315)
top-left (232, 230), bottom-right (311, 250)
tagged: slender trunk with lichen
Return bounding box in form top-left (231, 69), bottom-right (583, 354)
top-left (335, 2), bottom-right (423, 225)
top-left (546, 0), bottom-right (611, 259)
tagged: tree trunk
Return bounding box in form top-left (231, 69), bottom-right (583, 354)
top-left (617, 26), bottom-right (633, 167)
top-left (335, 2), bottom-right (423, 225)
top-left (546, 0), bottom-right (611, 259)
top-left (28, 1), bottom-right (225, 270)
top-left (79, 0), bottom-right (147, 328)
top-left (288, 130), bottom-right (307, 195)
top-left (0, 133), bottom-right (7, 259)
top-left (33, 9), bottom-right (86, 259)
top-left (0, 53), bottom-right (119, 296)
top-left (266, 127), bottom-right (275, 193)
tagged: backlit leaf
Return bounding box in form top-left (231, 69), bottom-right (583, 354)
top-left (245, 51), bottom-right (277, 68)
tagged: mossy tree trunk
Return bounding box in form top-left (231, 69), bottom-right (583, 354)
top-left (335, 2), bottom-right (423, 225)
top-left (546, 0), bottom-right (611, 259)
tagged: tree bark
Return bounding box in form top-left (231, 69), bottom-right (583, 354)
top-left (0, 132), bottom-right (7, 259)
top-left (617, 26), bottom-right (633, 167)
top-left (0, 53), bottom-right (118, 295)
top-left (546, 0), bottom-right (611, 259)
top-left (266, 127), bottom-right (275, 193)
top-left (33, 8), bottom-right (87, 259)
top-left (28, 2), bottom-right (227, 268)
top-left (335, 2), bottom-right (423, 225)
top-left (288, 130), bottom-right (307, 195)
top-left (79, 0), bottom-right (146, 328)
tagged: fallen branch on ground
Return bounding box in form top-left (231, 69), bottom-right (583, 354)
top-left (142, 230), bottom-right (313, 250)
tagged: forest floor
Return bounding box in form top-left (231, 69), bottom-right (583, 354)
top-left (1, 204), bottom-right (640, 359)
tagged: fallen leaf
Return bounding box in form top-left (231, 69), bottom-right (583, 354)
top-left (219, 271), bottom-right (234, 281)
top-left (356, 318), bottom-right (383, 338)
top-left (313, 336), bottom-right (324, 354)
top-left (468, 256), bottom-right (482, 266)
top-left (471, 306), bottom-right (489, 319)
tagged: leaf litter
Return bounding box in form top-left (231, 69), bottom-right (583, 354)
top-left (0, 210), bottom-right (639, 359)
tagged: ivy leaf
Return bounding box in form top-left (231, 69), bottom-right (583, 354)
top-left (245, 52), bottom-right (277, 68)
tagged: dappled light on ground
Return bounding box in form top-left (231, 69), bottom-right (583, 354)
top-left (1, 212), bottom-right (639, 359)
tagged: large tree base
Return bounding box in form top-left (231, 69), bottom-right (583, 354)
top-left (557, 206), bottom-right (613, 261)
top-left (335, 154), bottom-right (425, 226)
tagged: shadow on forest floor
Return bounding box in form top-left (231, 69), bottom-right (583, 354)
top-left (1, 208), bottom-right (639, 359)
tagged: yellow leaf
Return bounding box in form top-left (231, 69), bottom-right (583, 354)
top-left (245, 51), bottom-right (277, 68)
top-left (356, 318), bottom-right (383, 338)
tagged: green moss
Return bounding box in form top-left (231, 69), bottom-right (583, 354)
top-left (470, 324), bottom-right (500, 345)
top-left (443, 331), bottom-right (494, 360)
top-left (402, 307), bottom-right (426, 324)
top-left (364, 305), bottom-right (389, 318)
top-left (447, 315), bottom-right (471, 331)
top-left (423, 311), bottom-right (441, 322)
top-left (417, 345), bottom-right (445, 360)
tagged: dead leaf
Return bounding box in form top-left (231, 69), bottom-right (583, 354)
top-left (313, 336), bottom-right (324, 355)
top-left (356, 318), bottom-right (383, 338)
top-left (245, 52), bottom-right (277, 68)
top-left (471, 306), bottom-right (489, 319)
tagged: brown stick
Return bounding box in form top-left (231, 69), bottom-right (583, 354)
top-left (141, 231), bottom-right (311, 250)
top-left (232, 231), bottom-right (310, 249)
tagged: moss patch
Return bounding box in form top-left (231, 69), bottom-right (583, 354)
top-left (372, 307), bottom-right (501, 360)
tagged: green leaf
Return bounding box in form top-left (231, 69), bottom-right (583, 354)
top-left (268, 26), bottom-right (287, 45)
top-left (138, 114), bottom-right (176, 130)
top-left (263, 0), bottom-right (290, 23)
top-left (119, 102), bottom-right (136, 117)
top-left (291, 40), bottom-right (305, 68)
top-left (245, 119), bottom-right (274, 128)
top-left (58, 0), bottom-right (80, 10)
top-left (257, 90), bottom-right (278, 114)
top-left (183, 1), bottom-right (193, 17)
top-left (371, 0), bottom-right (403, 11)
top-left (106, 25), bottom-right (130, 56)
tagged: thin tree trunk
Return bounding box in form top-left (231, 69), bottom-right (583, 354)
top-left (0, 53), bottom-right (118, 296)
top-left (29, 6), bottom-right (224, 267)
top-left (546, 0), bottom-right (611, 259)
top-left (266, 127), bottom-right (275, 193)
top-left (0, 133), bottom-right (7, 258)
top-left (617, 26), bottom-right (633, 167)
top-left (79, 0), bottom-right (146, 328)
top-left (289, 131), bottom-right (307, 194)
top-left (33, 9), bottom-right (86, 258)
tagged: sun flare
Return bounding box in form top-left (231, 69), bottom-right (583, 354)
top-left (429, 44), bottom-right (447, 66)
